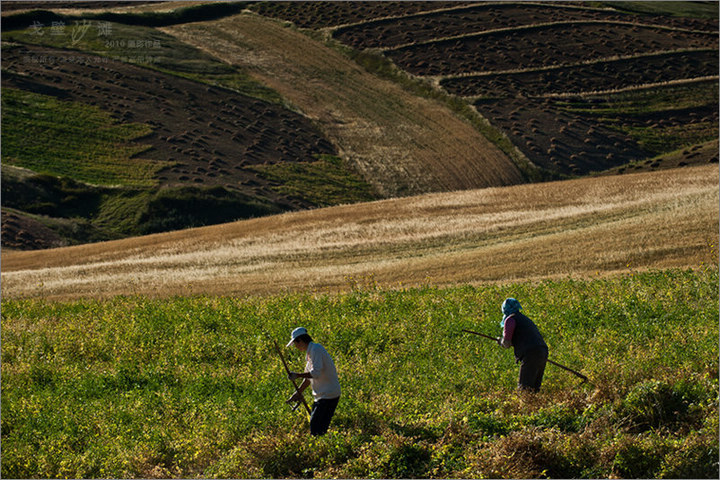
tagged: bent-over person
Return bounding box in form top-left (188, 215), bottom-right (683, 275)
top-left (498, 298), bottom-right (548, 392)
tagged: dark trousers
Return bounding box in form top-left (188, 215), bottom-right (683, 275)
top-left (518, 347), bottom-right (548, 392)
top-left (310, 396), bottom-right (339, 436)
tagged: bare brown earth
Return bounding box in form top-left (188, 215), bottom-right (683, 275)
top-left (3, 165), bottom-right (717, 300)
top-left (249, 1), bottom-right (461, 30)
top-left (333, 2), bottom-right (718, 49)
top-left (1, 209), bottom-right (66, 250)
top-left (1, 43), bottom-right (335, 199)
top-left (161, 13), bottom-right (524, 197)
top-left (294, 1), bottom-right (718, 179)
top-left (386, 22), bottom-right (717, 77)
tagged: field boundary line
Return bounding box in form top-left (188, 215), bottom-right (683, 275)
top-left (329, 1), bottom-right (636, 36)
top-left (324, 2), bottom-right (488, 33)
top-left (432, 48), bottom-right (718, 81)
top-left (383, 20), bottom-right (718, 53)
top-left (536, 75), bottom-right (720, 99)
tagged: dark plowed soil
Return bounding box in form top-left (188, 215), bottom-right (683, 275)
top-left (441, 50), bottom-right (719, 98)
top-left (474, 93), bottom-right (718, 176)
top-left (475, 98), bottom-right (645, 175)
top-left (1, 209), bottom-right (66, 250)
top-left (2, 43), bottom-right (336, 209)
top-left (249, 1), bottom-right (458, 29)
top-left (386, 23), bottom-right (718, 76)
top-left (334, 3), bottom-right (718, 50)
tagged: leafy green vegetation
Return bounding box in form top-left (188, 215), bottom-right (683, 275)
top-left (2, 268), bottom-right (717, 478)
top-left (1, 88), bottom-right (160, 187)
top-left (560, 81), bottom-right (719, 156)
top-left (250, 155), bottom-right (377, 207)
top-left (562, 81), bottom-right (719, 116)
top-left (1, 166), bottom-right (282, 242)
top-left (128, 186), bottom-right (283, 235)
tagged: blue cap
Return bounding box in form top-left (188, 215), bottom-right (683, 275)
top-left (500, 298), bottom-right (522, 326)
top-left (286, 327), bottom-right (308, 347)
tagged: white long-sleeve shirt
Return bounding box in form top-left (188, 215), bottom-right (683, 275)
top-left (305, 342), bottom-right (341, 401)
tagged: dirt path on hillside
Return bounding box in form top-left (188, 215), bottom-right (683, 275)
top-left (161, 13), bottom-right (524, 197)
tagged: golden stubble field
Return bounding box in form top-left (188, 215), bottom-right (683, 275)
top-left (2, 165), bottom-right (717, 300)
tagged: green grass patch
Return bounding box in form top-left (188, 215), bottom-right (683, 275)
top-left (1, 165), bottom-right (284, 242)
top-left (250, 155), bottom-right (377, 207)
top-left (562, 81), bottom-right (719, 116)
top-left (126, 186), bottom-right (283, 235)
top-left (624, 121), bottom-right (717, 156)
top-left (560, 81), bottom-right (719, 155)
top-left (1, 88), bottom-right (162, 187)
top-left (2, 268), bottom-right (717, 478)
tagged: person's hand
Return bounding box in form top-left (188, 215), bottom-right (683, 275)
top-left (496, 336), bottom-right (502, 346)
top-left (286, 391), bottom-right (303, 404)
top-left (288, 372), bottom-right (300, 381)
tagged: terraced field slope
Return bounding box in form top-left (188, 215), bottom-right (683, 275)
top-left (0, 4), bottom-right (377, 249)
top-left (3, 43), bottom-right (338, 190)
top-left (3, 165), bottom-right (717, 300)
top-left (163, 12), bottom-right (523, 197)
top-left (2, 1), bottom-right (717, 251)
top-left (254, 1), bottom-right (719, 177)
top-left (1, 1), bottom-right (527, 250)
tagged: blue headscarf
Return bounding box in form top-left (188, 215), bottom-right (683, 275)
top-left (500, 298), bottom-right (522, 327)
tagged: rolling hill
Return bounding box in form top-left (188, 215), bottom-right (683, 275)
top-left (1, 4), bottom-right (378, 249)
top-left (2, 164), bottom-right (717, 300)
top-left (163, 11), bottom-right (523, 197)
top-left (1, 0), bottom-right (717, 254)
top-left (0, 1), bottom-right (522, 251)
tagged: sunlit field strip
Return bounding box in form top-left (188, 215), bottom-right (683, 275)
top-left (2, 165), bottom-right (717, 300)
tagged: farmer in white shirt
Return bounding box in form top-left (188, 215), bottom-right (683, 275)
top-left (286, 327), bottom-right (341, 435)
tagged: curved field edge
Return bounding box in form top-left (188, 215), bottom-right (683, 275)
top-left (1, 268), bottom-right (717, 478)
top-left (1, 165), bottom-right (717, 300)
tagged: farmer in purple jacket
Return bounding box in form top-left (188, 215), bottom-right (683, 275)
top-left (498, 298), bottom-right (548, 392)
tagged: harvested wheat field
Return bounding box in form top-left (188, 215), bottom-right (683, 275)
top-left (2, 165), bottom-right (717, 300)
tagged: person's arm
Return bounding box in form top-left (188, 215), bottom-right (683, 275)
top-left (500, 316), bottom-right (515, 348)
top-left (287, 377), bottom-right (311, 403)
top-left (289, 345), bottom-right (320, 381)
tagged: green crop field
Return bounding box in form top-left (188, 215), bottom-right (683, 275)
top-left (1, 88), bottom-right (161, 187)
top-left (559, 81), bottom-right (719, 157)
top-left (2, 268), bottom-right (717, 478)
